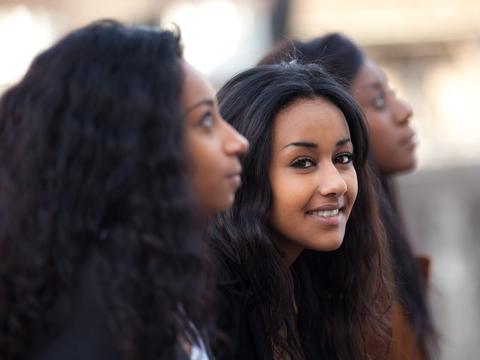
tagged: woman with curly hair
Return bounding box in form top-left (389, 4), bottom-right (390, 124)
top-left (259, 33), bottom-right (437, 360)
top-left (0, 20), bottom-right (248, 360)
top-left (209, 63), bottom-right (391, 360)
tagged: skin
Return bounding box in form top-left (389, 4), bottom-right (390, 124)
top-left (181, 61), bottom-right (249, 215)
top-left (351, 58), bottom-right (416, 175)
top-left (269, 97), bottom-right (358, 265)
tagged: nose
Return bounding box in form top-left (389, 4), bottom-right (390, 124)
top-left (393, 97), bottom-right (413, 125)
top-left (317, 163), bottom-right (348, 197)
top-left (222, 119), bottom-right (249, 156)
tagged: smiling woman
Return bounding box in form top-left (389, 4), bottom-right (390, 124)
top-left (208, 63), bottom-right (391, 360)
top-left (269, 97), bottom-right (358, 264)
top-left (259, 32), bottom-right (437, 360)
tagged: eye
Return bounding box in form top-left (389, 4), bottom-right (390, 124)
top-left (335, 153), bottom-right (354, 164)
top-left (291, 157), bottom-right (316, 169)
top-left (371, 96), bottom-right (386, 110)
top-left (198, 111), bottom-right (214, 129)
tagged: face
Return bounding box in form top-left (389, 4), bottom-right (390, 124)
top-left (351, 59), bottom-right (416, 175)
top-left (269, 97), bottom-right (358, 264)
top-left (181, 61), bottom-right (249, 215)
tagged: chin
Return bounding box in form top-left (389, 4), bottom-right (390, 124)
top-left (394, 161), bottom-right (417, 175)
top-left (324, 241), bottom-right (344, 252)
top-left (311, 236), bottom-right (344, 252)
top-left (215, 195), bottom-right (236, 214)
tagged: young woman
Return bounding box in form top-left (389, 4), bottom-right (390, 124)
top-left (259, 33), bottom-right (437, 359)
top-left (0, 20), bottom-right (248, 360)
top-left (209, 63), bottom-right (391, 360)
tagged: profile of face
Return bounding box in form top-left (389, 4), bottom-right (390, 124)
top-left (351, 58), bottom-right (416, 175)
top-left (269, 97), bottom-right (358, 264)
top-left (181, 61), bottom-right (249, 215)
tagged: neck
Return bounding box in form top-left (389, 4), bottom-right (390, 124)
top-left (272, 229), bottom-right (304, 266)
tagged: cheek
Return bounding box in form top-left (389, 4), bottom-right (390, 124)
top-left (270, 171), bottom-right (300, 219)
top-left (188, 138), bottom-right (223, 193)
top-left (346, 170), bottom-right (359, 210)
top-left (269, 172), bottom-right (313, 232)
top-left (194, 136), bottom-right (221, 170)
top-left (365, 114), bottom-right (395, 152)
top-left (271, 187), bottom-right (301, 215)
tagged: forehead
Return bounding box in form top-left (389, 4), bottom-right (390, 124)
top-left (180, 60), bottom-right (215, 110)
top-left (272, 97), bottom-right (350, 145)
top-left (352, 58), bottom-right (387, 89)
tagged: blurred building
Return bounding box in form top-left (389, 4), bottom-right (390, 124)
top-left (1, 0), bottom-right (479, 358)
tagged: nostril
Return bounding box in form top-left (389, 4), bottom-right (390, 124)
top-left (240, 137), bottom-right (249, 152)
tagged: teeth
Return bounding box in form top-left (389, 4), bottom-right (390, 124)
top-left (308, 209), bottom-right (339, 217)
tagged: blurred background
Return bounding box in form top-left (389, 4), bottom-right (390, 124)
top-left (1, 0), bottom-right (479, 358)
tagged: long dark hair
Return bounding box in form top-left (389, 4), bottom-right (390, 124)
top-left (0, 20), bottom-right (209, 360)
top-left (260, 33), bottom-right (437, 358)
top-left (209, 63), bottom-right (391, 359)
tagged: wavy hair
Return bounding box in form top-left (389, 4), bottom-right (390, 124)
top-left (0, 20), bottom-right (209, 360)
top-left (209, 63), bottom-right (391, 359)
top-left (259, 33), bottom-right (438, 358)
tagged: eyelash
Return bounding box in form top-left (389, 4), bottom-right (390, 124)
top-left (198, 111), bottom-right (214, 129)
top-left (371, 96), bottom-right (386, 110)
top-left (290, 153), bottom-right (354, 168)
top-left (291, 157), bottom-right (315, 169)
top-left (335, 153), bottom-right (354, 164)
top-left (371, 88), bottom-right (397, 110)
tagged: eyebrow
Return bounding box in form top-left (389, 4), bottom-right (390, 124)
top-left (336, 138), bottom-right (352, 147)
top-left (358, 82), bottom-right (383, 92)
top-left (282, 141), bottom-right (317, 149)
top-left (185, 99), bottom-right (215, 114)
top-left (282, 138), bottom-right (351, 150)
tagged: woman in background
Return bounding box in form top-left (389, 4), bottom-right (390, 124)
top-left (210, 62), bottom-right (391, 360)
top-left (259, 33), bottom-right (437, 359)
top-left (0, 20), bottom-right (247, 360)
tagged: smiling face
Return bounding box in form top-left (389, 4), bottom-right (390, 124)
top-left (181, 61), bottom-right (249, 215)
top-left (269, 97), bottom-right (358, 264)
top-left (351, 59), bottom-right (416, 175)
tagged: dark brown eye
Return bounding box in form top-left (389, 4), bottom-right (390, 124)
top-left (199, 111), bottom-right (214, 128)
top-left (371, 96), bottom-right (386, 110)
top-left (335, 153), bottom-right (353, 164)
top-left (291, 157), bottom-right (315, 168)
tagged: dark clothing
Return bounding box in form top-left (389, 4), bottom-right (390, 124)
top-left (30, 253), bottom-right (189, 360)
top-left (31, 253), bottom-right (120, 360)
top-left (215, 270), bottom-right (273, 360)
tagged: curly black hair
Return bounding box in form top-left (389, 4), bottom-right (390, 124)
top-left (0, 20), bottom-right (209, 360)
top-left (209, 63), bottom-right (392, 359)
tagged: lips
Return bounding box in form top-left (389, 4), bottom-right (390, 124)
top-left (225, 166), bottom-right (242, 190)
top-left (399, 129), bottom-right (417, 148)
top-left (305, 203), bottom-right (344, 217)
top-left (307, 208), bottom-right (339, 217)
top-left (305, 203), bottom-right (345, 226)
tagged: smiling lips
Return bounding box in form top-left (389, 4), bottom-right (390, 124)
top-left (305, 204), bottom-right (345, 225)
top-left (306, 208), bottom-right (340, 217)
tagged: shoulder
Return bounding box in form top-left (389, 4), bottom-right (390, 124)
top-left (214, 261), bottom-right (271, 360)
top-left (215, 259), bottom-right (251, 325)
top-left (415, 255), bottom-right (431, 286)
top-left (30, 254), bottom-right (120, 360)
